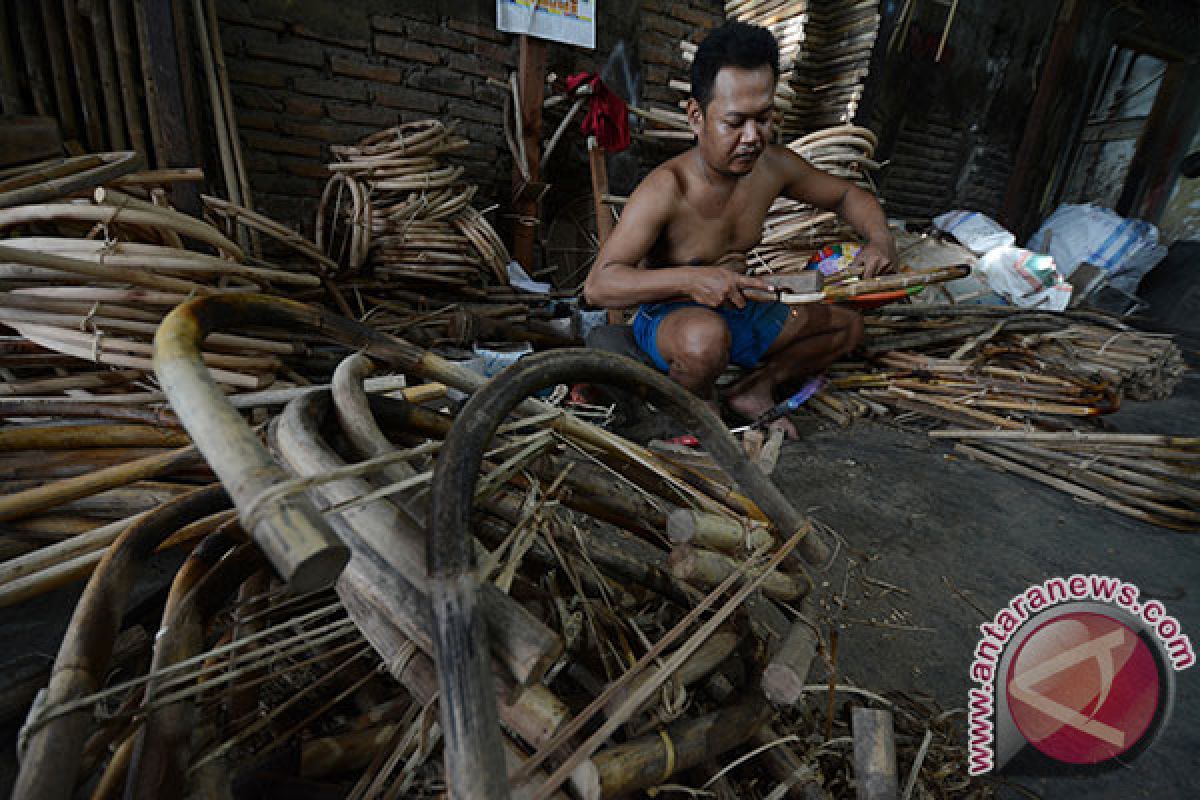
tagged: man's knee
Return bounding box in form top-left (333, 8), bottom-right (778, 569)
top-left (669, 316), bottom-right (731, 374)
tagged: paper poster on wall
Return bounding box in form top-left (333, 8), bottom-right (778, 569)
top-left (497, 0), bottom-right (595, 49)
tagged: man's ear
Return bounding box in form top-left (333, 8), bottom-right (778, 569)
top-left (686, 97), bottom-right (704, 136)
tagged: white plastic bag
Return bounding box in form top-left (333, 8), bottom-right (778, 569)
top-left (978, 246), bottom-right (1073, 311)
top-left (933, 210), bottom-right (1016, 255)
top-left (1027, 203), bottom-right (1166, 292)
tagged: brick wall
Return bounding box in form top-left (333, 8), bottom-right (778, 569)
top-left (215, 0), bottom-right (528, 233)
top-left (213, 0), bottom-right (722, 239)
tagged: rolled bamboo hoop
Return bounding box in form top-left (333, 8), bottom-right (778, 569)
top-left (329, 156), bottom-right (441, 175)
top-left (315, 174), bottom-right (370, 271)
top-left (334, 120), bottom-right (448, 159)
top-left (370, 166), bottom-right (464, 192)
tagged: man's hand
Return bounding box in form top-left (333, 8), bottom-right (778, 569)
top-left (853, 235), bottom-right (900, 279)
top-left (687, 266), bottom-right (773, 309)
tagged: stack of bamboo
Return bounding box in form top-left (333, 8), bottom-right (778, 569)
top-left (3, 298), bottom-right (975, 798)
top-left (752, 124), bottom-right (881, 272)
top-left (796, 305), bottom-right (1196, 530)
top-left (318, 120), bottom-right (512, 288)
top-left (0, 177), bottom-right (334, 396)
top-left (724, 0), bottom-right (881, 135)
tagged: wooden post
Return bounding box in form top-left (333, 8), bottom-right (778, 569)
top-left (512, 35), bottom-right (546, 272)
top-left (135, 0), bottom-right (200, 214)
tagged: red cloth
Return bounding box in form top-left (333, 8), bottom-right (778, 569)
top-left (565, 72), bottom-right (630, 153)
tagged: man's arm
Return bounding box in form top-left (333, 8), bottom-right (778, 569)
top-left (582, 170), bottom-right (769, 310)
top-left (777, 148), bottom-right (898, 278)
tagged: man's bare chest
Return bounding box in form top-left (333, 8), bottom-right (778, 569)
top-left (656, 193), bottom-right (773, 266)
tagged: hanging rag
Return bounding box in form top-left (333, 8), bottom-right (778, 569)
top-left (565, 72), bottom-right (630, 153)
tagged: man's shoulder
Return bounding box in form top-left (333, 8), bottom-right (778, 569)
top-left (629, 157), bottom-right (689, 211)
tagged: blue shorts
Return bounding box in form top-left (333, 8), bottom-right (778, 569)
top-left (631, 300), bottom-right (791, 373)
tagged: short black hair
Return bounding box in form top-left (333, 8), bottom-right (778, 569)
top-left (690, 21), bottom-right (780, 110)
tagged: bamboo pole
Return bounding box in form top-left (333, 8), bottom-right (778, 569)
top-left (273, 390), bottom-right (564, 687)
top-left (42, 0), bottom-right (81, 143)
top-left (190, 0), bottom-right (242, 240)
top-left (132, 0), bottom-right (166, 167)
top-left (669, 544), bottom-right (809, 601)
top-left (852, 708), bottom-right (899, 800)
top-left (94, 186), bottom-right (245, 260)
top-left (62, 0), bottom-right (106, 149)
top-left (0, 443), bottom-right (201, 523)
top-left (107, 0), bottom-right (147, 158)
top-left (82, 0), bottom-right (127, 150)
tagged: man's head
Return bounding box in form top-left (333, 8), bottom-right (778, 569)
top-left (687, 22), bottom-right (780, 177)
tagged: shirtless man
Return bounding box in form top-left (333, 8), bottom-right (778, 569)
top-left (583, 21), bottom-right (897, 437)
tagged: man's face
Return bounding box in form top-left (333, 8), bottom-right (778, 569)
top-left (688, 65), bottom-right (776, 178)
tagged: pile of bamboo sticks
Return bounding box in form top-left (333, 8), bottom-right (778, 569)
top-left (639, 1), bottom-right (880, 140)
top-left (318, 120), bottom-right (512, 287)
top-left (789, 305), bottom-right (1195, 530)
top-left (4, 305), bottom-right (969, 799)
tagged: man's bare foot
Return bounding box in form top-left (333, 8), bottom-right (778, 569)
top-left (724, 373), bottom-right (799, 439)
